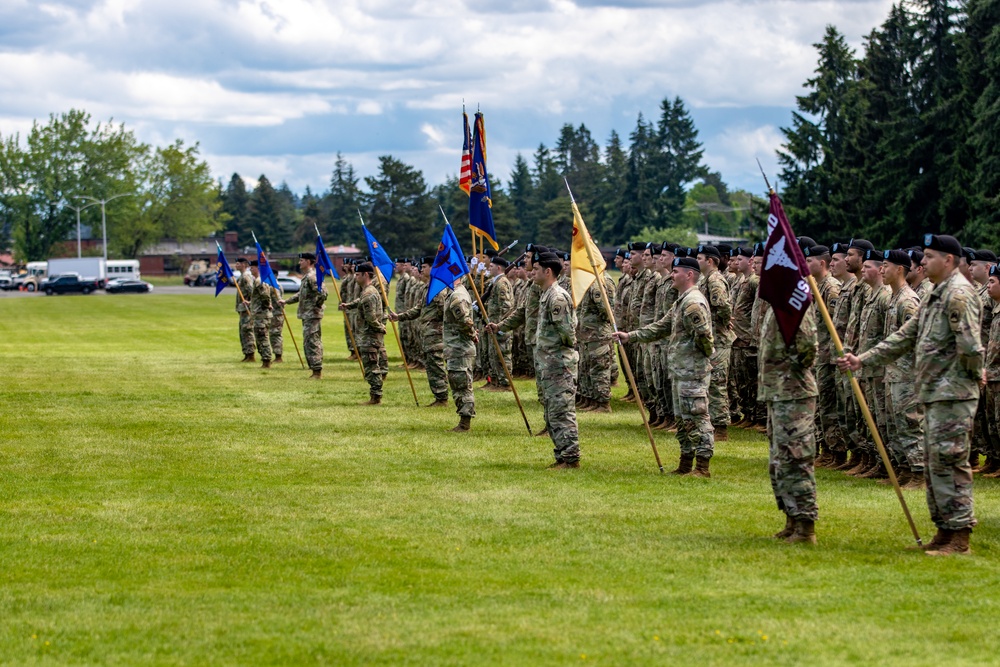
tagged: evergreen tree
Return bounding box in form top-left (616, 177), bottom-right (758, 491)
top-left (506, 153), bottom-right (536, 242)
top-left (596, 130), bottom-right (628, 244)
top-left (654, 96), bottom-right (707, 227)
top-left (222, 173), bottom-right (251, 242)
top-left (321, 152), bottom-right (363, 248)
top-left (363, 155), bottom-right (435, 256)
top-left (248, 175), bottom-right (281, 251)
top-left (964, 0), bottom-right (1000, 246)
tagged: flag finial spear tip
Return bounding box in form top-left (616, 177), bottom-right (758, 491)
top-left (563, 177), bottom-right (576, 203)
top-left (755, 158), bottom-right (774, 194)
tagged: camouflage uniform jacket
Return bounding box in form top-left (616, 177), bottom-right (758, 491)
top-left (843, 278), bottom-right (872, 354)
top-left (395, 274), bottom-right (410, 312)
top-left (397, 284), bottom-right (446, 339)
top-left (343, 283), bottom-right (386, 346)
top-left (498, 282), bottom-right (542, 345)
top-left (629, 269), bottom-right (651, 327)
top-left (728, 272), bottom-right (745, 307)
top-left (915, 278), bottom-right (933, 303)
top-left (269, 283), bottom-right (284, 316)
top-left (831, 274), bottom-right (856, 343)
top-left (653, 276), bottom-right (678, 334)
top-left (883, 283), bottom-right (920, 384)
top-left (813, 273), bottom-right (841, 365)
top-left (978, 283), bottom-right (993, 349)
top-left (860, 271), bottom-right (983, 403)
top-left (731, 273), bottom-right (758, 346)
top-left (750, 289), bottom-right (770, 347)
top-left (443, 284), bottom-right (477, 361)
top-left (699, 268), bottom-right (734, 347)
top-left (486, 274), bottom-right (515, 323)
top-left (758, 306), bottom-right (819, 402)
top-left (536, 282), bottom-right (577, 360)
top-left (986, 301), bottom-right (1000, 382)
top-left (617, 275), bottom-right (636, 331)
top-left (236, 269), bottom-right (255, 313)
top-left (250, 276), bottom-right (274, 319)
top-left (285, 269), bottom-right (327, 320)
top-left (639, 271), bottom-right (664, 328)
top-left (856, 283), bottom-right (891, 379)
top-left (615, 273), bottom-right (633, 326)
top-left (630, 286), bottom-right (714, 381)
top-left (577, 274), bottom-right (616, 343)
top-left (343, 274), bottom-right (358, 302)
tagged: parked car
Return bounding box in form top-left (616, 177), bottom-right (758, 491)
top-left (194, 271), bottom-right (217, 287)
top-left (44, 274), bottom-right (101, 295)
top-left (0, 275), bottom-right (12, 291)
top-left (106, 279), bottom-right (154, 294)
top-left (276, 276), bottom-right (301, 293)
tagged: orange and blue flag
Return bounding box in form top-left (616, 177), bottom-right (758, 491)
top-left (315, 234), bottom-right (339, 290)
top-left (214, 246), bottom-right (234, 297)
top-left (362, 224), bottom-right (394, 284)
top-left (428, 223), bottom-right (470, 304)
top-left (255, 241), bottom-right (281, 292)
top-left (468, 112), bottom-right (498, 250)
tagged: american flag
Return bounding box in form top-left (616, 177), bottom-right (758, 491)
top-left (459, 111), bottom-right (472, 196)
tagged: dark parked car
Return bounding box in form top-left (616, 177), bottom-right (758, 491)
top-left (193, 271), bottom-right (217, 287)
top-left (44, 274), bottom-right (101, 295)
top-left (106, 280), bottom-right (154, 294)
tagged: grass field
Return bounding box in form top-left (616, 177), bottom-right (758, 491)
top-left (1, 291), bottom-right (999, 665)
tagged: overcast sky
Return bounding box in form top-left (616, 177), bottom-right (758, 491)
top-left (0, 0), bottom-right (895, 196)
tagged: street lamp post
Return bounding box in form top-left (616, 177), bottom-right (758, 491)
top-left (76, 193), bottom-right (136, 262)
top-left (52, 200), bottom-right (100, 258)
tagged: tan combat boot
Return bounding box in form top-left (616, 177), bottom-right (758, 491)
top-left (362, 394), bottom-right (382, 406)
top-left (590, 402), bottom-right (612, 414)
top-left (273, 355), bottom-right (283, 363)
top-left (785, 519), bottom-right (817, 545)
top-left (713, 426), bottom-right (729, 442)
top-left (773, 515), bottom-right (795, 539)
top-left (309, 370), bottom-right (322, 380)
top-left (261, 359), bottom-right (272, 369)
top-left (450, 416), bottom-right (471, 432)
top-left (426, 398), bottom-right (450, 408)
top-left (926, 528), bottom-right (971, 556)
top-left (241, 353), bottom-right (255, 363)
top-left (688, 456), bottom-right (711, 478)
top-left (534, 426), bottom-right (549, 438)
top-left (670, 454), bottom-right (694, 475)
top-left (907, 527), bottom-right (950, 551)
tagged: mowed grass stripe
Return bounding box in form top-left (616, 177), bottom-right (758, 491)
top-left (0, 293), bottom-right (998, 665)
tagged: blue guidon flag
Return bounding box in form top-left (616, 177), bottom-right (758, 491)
top-left (215, 247), bottom-right (235, 297)
top-left (362, 224), bottom-right (394, 284)
top-left (758, 190), bottom-right (813, 345)
top-left (255, 241), bottom-right (282, 292)
top-left (315, 233), bottom-right (339, 291)
top-left (427, 223), bottom-right (471, 304)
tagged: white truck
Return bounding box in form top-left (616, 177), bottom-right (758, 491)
top-left (47, 258), bottom-right (107, 286)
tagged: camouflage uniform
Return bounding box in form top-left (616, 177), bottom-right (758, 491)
top-left (485, 273), bottom-right (515, 386)
top-left (855, 283), bottom-right (891, 451)
top-left (444, 282), bottom-right (477, 418)
top-left (984, 301), bottom-right (1000, 466)
top-left (344, 283), bottom-right (388, 397)
top-left (577, 274), bottom-right (616, 405)
top-left (859, 271), bottom-right (982, 531)
top-left (972, 283), bottom-right (994, 463)
top-left (653, 278), bottom-right (679, 422)
top-left (760, 307), bottom-right (819, 522)
top-left (341, 272), bottom-right (357, 355)
top-left (726, 272), bottom-right (745, 421)
top-left (915, 278), bottom-right (933, 303)
top-left (537, 280), bottom-right (580, 463)
top-left (748, 289), bottom-right (770, 424)
top-left (236, 269), bottom-right (255, 356)
top-left (842, 279), bottom-right (871, 454)
top-left (269, 285), bottom-right (285, 358)
top-left (629, 268), bottom-right (652, 402)
top-left (630, 286), bottom-right (715, 459)
top-left (831, 274), bottom-right (858, 453)
top-left (397, 284), bottom-right (449, 402)
top-left (285, 269), bottom-right (327, 372)
top-left (639, 271), bottom-right (665, 417)
top-left (731, 273), bottom-right (758, 424)
top-left (699, 268), bottom-right (734, 428)
top-left (511, 277), bottom-right (529, 377)
top-left (250, 275), bottom-right (274, 362)
top-left (497, 281), bottom-right (542, 401)
top-left (812, 273), bottom-right (843, 453)
top-left (883, 283), bottom-right (924, 473)
top-left (616, 272), bottom-right (636, 393)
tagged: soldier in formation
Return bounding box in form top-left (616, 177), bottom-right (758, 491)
top-left (339, 262), bottom-right (388, 404)
top-left (234, 257), bottom-right (256, 362)
top-left (279, 252), bottom-right (327, 379)
top-left (248, 260), bottom-right (274, 368)
top-left (390, 256), bottom-right (450, 407)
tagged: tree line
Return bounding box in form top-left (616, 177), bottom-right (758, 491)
top-left (778, 0), bottom-right (1000, 248)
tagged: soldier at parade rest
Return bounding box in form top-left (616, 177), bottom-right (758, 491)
top-left (279, 252), bottom-right (327, 379)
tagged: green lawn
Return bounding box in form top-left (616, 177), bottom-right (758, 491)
top-left (1, 292), bottom-right (998, 665)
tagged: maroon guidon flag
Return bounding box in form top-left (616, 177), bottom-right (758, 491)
top-left (758, 191), bottom-right (813, 346)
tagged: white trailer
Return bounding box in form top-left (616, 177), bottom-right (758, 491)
top-left (48, 258), bottom-right (107, 286)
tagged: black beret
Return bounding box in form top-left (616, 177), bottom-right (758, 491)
top-left (863, 248), bottom-right (883, 262)
top-left (716, 243), bottom-right (732, 254)
top-left (536, 252), bottom-right (563, 275)
top-left (732, 247), bottom-right (753, 258)
top-left (236, 256), bottom-right (250, 264)
top-left (623, 252), bottom-right (631, 260)
top-left (249, 260), bottom-right (259, 267)
top-left (797, 236), bottom-right (817, 251)
top-left (883, 249), bottom-right (911, 268)
top-left (484, 248), bottom-right (498, 258)
top-left (849, 238), bottom-right (875, 252)
top-left (673, 257), bottom-right (701, 272)
top-left (697, 244), bottom-right (721, 260)
top-left (924, 234), bottom-right (963, 257)
top-left (491, 256), bottom-right (509, 268)
top-left (753, 242), bottom-right (766, 257)
top-left (650, 244), bottom-right (663, 256)
top-left (614, 247), bottom-right (625, 258)
top-left (515, 260), bottom-right (525, 268)
top-left (830, 242), bottom-right (849, 256)
top-left (662, 242), bottom-right (679, 253)
top-left (804, 245), bottom-right (830, 257)
top-left (298, 252), bottom-right (316, 261)
top-left (962, 247), bottom-right (976, 262)
top-left (356, 262), bottom-right (374, 274)
top-left (974, 249), bottom-right (998, 263)
top-left (561, 252), bottom-right (571, 261)
top-left (908, 249), bottom-right (924, 265)
top-left (421, 256), bottom-right (434, 266)
top-left (991, 265), bottom-right (1000, 278)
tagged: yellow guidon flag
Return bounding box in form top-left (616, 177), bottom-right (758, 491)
top-left (569, 198), bottom-right (606, 307)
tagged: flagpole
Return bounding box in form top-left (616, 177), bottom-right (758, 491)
top-left (315, 223), bottom-right (365, 379)
top-left (219, 241), bottom-right (252, 311)
top-left (375, 266), bottom-right (420, 406)
top-left (565, 180), bottom-right (664, 473)
top-left (442, 207), bottom-right (532, 435)
top-left (755, 168), bottom-right (921, 545)
top-left (282, 306), bottom-right (306, 369)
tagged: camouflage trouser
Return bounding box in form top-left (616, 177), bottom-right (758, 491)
top-left (424, 341), bottom-right (449, 401)
top-left (657, 346), bottom-right (674, 420)
top-left (733, 347), bottom-right (764, 423)
top-left (360, 338), bottom-right (388, 397)
top-left (885, 381), bottom-right (925, 472)
top-left (253, 316), bottom-right (272, 362)
top-left (649, 342), bottom-right (667, 418)
top-left (862, 375), bottom-right (888, 452)
top-left (972, 394), bottom-right (989, 461)
top-left (844, 376), bottom-right (871, 452)
top-left (672, 376), bottom-right (714, 459)
top-left (708, 346), bottom-right (732, 427)
top-left (727, 346), bottom-right (741, 422)
top-left (302, 318), bottom-right (323, 372)
top-left (344, 316), bottom-right (355, 354)
top-left (642, 345), bottom-right (658, 414)
top-left (447, 354), bottom-right (476, 418)
top-left (523, 339), bottom-right (536, 379)
top-left (539, 351), bottom-right (580, 463)
top-left (635, 343), bottom-right (651, 403)
top-left (610, 341), bottom-right (620, 386)
top-left (269, 314), bottom-right (284, 357)
top-left (767, 397), bottom-right (818, 522)
top-left (579, 340), bottom-right (613, 403)
top-left (488, 332), bottom-right (512, 386)
top-left (239, 311), bottom-right (255, 355)
top-left (814, 364), bottom-right (845, 452)
top-left (986, 383), bottom-right (1000, 459)
top-left (924, 399), bottom-right (977, 531)
top-left (347, 312), bottom-right (360, 353)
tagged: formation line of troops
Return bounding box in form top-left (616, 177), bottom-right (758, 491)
top-left (230, 231), bottom-right (992, 555)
